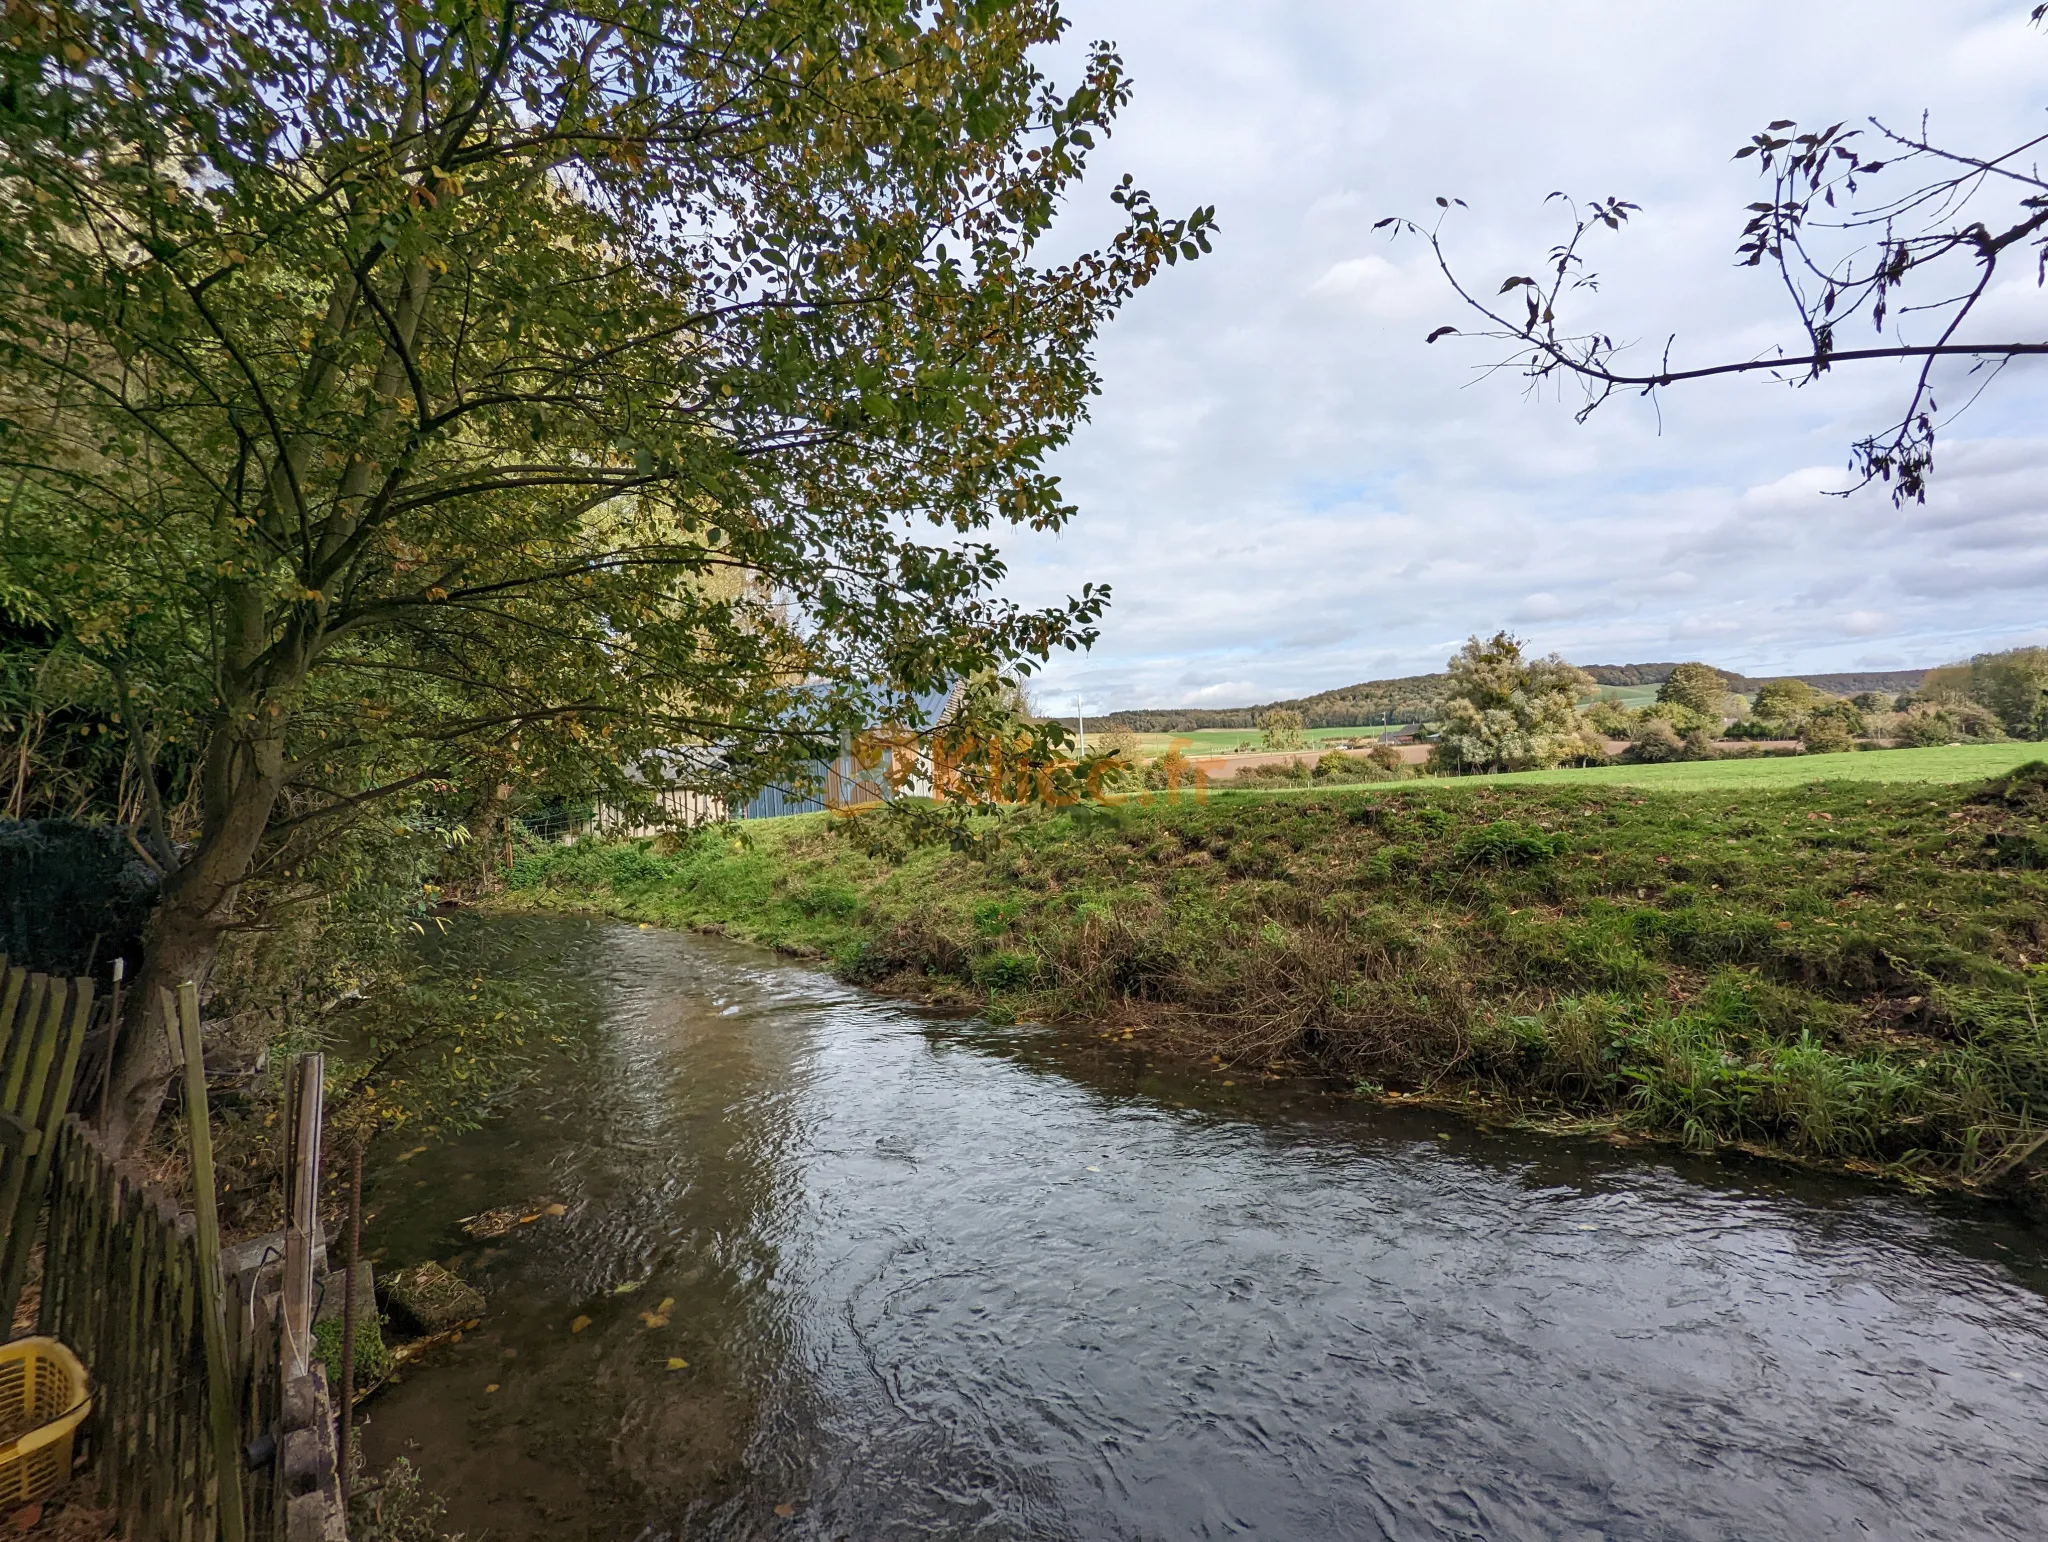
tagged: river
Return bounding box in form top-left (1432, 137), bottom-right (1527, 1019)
top-left (357, 914), bottom-right (2048, 1541)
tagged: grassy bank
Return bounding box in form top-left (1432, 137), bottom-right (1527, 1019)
top-left (503, 763), bottom-right (2048, 1194)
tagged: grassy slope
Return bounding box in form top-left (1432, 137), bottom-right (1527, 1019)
top-left (504, 763), bottom-right (2048, 1192)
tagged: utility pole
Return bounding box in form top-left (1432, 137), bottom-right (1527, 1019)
top-left (1073, 695), bottom-right (1088, 755)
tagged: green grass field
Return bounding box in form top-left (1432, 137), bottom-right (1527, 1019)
top-left (1586, 684), bottom-right (1664, 710)
top-left (1466, 742), bottom-right (2041, 790)
top-left (1212, 742), bottom-right (2041, 800)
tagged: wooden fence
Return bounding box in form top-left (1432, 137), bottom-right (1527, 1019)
top-left (0, 962), bottom-right (94, 1330)
top-left (9, 976), bottom-right (345, 1541)
top-left (37, 1115), bottom-right (284, 1540)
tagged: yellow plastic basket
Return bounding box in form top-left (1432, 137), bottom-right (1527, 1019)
top-left (0, 1337), bottom-right (90, 1505)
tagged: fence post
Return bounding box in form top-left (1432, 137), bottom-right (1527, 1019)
top-left (175, 982), bottom-right (246, 1542)
top-left (282, 1054), bottom-right (324, 1381)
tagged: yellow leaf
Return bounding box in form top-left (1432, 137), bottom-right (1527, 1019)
top-left (666, 1357), bottom-right (687, 1371)
top-left (396, 1146), bottom-right (428, 1162)
top-left (656, 1297), bottom-right (675, 1315)
top-left (519, 1214), bottom-right (540, 1225)
top-left (543, 1203), bottom-right (567, 1217)
top-left (570, 1315), bottom-right (591, 1333)
top-left (613, 1280), bottom-right (642, 1295)
top-left (485, 1383), bottom-right (499, 1394)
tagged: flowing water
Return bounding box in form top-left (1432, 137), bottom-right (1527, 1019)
top-left (358, 915), bottom-right (2048, 1541)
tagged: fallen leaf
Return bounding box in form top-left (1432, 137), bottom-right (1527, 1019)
top-left (613, 1280), bottom-right (642, 1295)
top-left (666, 1356), bottom-right (688, 1370)
top-left (1085, 1166), bottom-right (1100, 1173)
top-left (485, 1383), bottom-right (499, 1393)
top-left (774, 1504), bottom-right (794, 1518)
top-left (450, 1331), bottom-right (463, 1344)
top-left (570, 1315), bottom-right (591, 1333)
top-left (396, 1146), bottom-right (429, 1162)
top-left (518, 1214), bottom-right (540, 1225)
top-left (656, 1297), bottom-right (675, 1315)
top-left (11, 1503), bottom-right (43, 1531)
top-left (543, 1203), bottom-right (568, 1217)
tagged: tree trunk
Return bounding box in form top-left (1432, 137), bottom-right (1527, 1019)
top-left (98, 743), bottom-right (286, 1156)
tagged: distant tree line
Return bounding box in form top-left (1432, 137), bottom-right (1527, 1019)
top-left (1091, 663), bottom-right (1933, 734)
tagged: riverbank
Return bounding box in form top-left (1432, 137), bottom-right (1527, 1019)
top-left (500, 764), bottom-right (2048, 1196)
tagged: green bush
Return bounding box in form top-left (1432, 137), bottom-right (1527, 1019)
top-left (1624, 718), bottom-right (1708, 764)
top-left (972, 950), bottom-right (1040, 991)
top-left (1455, 820), bottom-right (1564, 866)
top-left (1643, 700), bottom-right (1711, 734)
top-left (793, 879), bottom-right (862, 918)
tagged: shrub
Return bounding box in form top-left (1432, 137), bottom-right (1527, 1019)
top-left (1895, 708), bottom-right (1962, 748)
top-left (973, 950), bottom-right (1040, 991)
top-left (1625, 718), bottom-right (1687, 763)
top-left (1455, 820), bottom-right (1565, 867)
top-left (1368, 740), bottom-right (1409, 776)
top-left (1643, 700), bottom-right (1711, 734)
top-left (1304, 750), bottom-right (1396, 785)
top-left (793, 878), bottom-right (862, 918)
top-left (1585, 698), bottom-right (1639, 738)
top-left (1800, 717), bottom-right (1855, 755)
top-left (1144, 747), bottom-right (1200, 791)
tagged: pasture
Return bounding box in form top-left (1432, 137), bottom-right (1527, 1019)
top-left (1215, 741), bottom-right (2041, 799)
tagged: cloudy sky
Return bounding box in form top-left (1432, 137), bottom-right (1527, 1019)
top-left (995, 1), bottom-right (2048, 713)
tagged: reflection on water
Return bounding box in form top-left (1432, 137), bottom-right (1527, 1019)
top-left (360, 915), bottom-right (2048, 1541)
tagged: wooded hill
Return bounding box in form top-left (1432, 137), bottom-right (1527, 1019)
top-left (1093, 663), bottom-right (1932, 732)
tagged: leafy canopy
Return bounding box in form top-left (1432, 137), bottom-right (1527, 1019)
top-left (0, 0), bottom-right (1215, 883)
top-left (0, 0), bottom-right (1213, 1142)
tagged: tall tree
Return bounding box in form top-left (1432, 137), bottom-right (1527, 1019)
top-left (0, 0), bottom-right (1212, 1149)
top-left (1430, 632), bottom-right (1594, 774)
top-left (1386, 5), bottom-right (2048, 502)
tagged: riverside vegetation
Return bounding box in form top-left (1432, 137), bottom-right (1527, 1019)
top-left (503, 762), bottom-right (2048, 1197)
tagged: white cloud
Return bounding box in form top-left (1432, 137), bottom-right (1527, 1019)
top-left (994, 1), bottom-right (2048, 709)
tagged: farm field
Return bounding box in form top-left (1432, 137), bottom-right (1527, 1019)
top-left (1127, 724), bottom-right (1400, 757)
top-left (1218, 741), bottom-right (2041, 798)
top-left (1586, 684), bottom-right (1664, 709)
